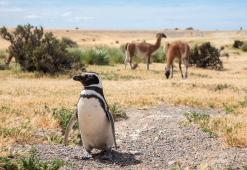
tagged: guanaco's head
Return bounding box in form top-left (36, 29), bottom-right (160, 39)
top-left (73, 72), bottom-right (102, 88)
top-left (156, 33), bottom-right (167, 39)
top-left (165, 67), bottom-right (170, 79)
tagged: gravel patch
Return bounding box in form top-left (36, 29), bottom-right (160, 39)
top-left (12, 105), bottom-right (247, 169)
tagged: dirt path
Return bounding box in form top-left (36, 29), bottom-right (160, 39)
top-left (14, 106), bottom-right (247, 169)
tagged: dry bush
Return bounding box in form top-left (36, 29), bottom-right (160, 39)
top-left (189, 42), bottom-right (223, 70)
top-left (0, 24), bottom-right (84, 74)
top-left (233, 40), bottom-right (244, 49)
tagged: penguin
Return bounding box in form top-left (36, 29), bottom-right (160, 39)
top-left (64, 72), bottom-right (117, 159)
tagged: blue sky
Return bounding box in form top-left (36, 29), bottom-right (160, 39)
top-left (0, 0), bottom-right (246, 30)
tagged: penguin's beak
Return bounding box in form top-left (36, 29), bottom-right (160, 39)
top-left (73, 75), bottom-right (83, 81)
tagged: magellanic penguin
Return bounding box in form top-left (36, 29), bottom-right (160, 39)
top-left (65, 72), bottom-right (117, 159)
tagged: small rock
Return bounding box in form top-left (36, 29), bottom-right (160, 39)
top-left (168, 160), bottom-right (176, 166)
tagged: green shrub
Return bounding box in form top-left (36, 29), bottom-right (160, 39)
top-left (0, 24), bottom-right (84, 74)
top-left (0, 148), bottom-right (65, 170)
top-left (184, 112), bottom-right (218, 137)
top-left (110, 103), bottom-right (128, 121)
top-left (202, 127), bottom-right (217, 138)
top-left (52, 107), bottom-right (78, 134)
top-left (68, 46), bottom-right (124, 66)
top-left (68, 47), bottom-right (109, 65)
top-left (189, 42), bottom-right (223, 70)
top-left (0, 49), bottom-right (7, 60)
top-left (0, 157), bottom-right (19, 170)
top-left (233, 40), bottom-right (244, 49)
top-left (0, 121), bottom-right (32, 138)
top-left (67, 48), bottom-right (87, 65)
top-left (61, 37), bottom-right (78, 48)
top-left (152, 48), bottom-right (166, 63)
top-left (89, 47), bottom-right (110, 65)
top-left (184, 111), bottom-right (210, 127)
top-left (241, 42), bottom-right (247, 52)
top-left (106, 46), bottom-right (124, 64)
top-left (0, 50), bottom-right (8, 70)
top-left (21, 151), bottom-right (64, 170)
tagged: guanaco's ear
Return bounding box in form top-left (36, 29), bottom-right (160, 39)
top-left (162, 33), bottom-right (167, 38)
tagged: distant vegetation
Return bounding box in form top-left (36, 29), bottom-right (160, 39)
top-left (241, 42), bottom-right (247, 52)
top-left (233, 40), bottom-right (244, 49)
top-left (152, 48), bottom-right (166, 63)
top-left (185, 27), bottom-right (194, 30)
top-left (189, 42), bottom-right (223, 70)
top-left (61, 37), bottom-right (78, 48)
top-left (3, 24), bottom-right (246, 74)
top-left (0, 49), bottom-right (8, 70)
top-left (233, 40), bottom-right (247, 52)
top-left (67, 46), bottom-right (124, 66)
top-left (68, 46), bottom-right (166, 66)
top-left (0, 49), bottom-right (7, 60)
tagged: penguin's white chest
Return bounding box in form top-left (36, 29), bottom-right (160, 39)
top-left (77, 97), bottom-right (113, 149)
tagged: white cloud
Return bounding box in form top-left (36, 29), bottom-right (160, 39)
top-left (61, 11), bottom-right (72, 17)
top-left (25, 14), bottom-right (41, 19)
top-left (74, 16), bottom-right (94, 22)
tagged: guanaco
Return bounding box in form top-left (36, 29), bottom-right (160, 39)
top-left (164, 41), bottom-right (190, 79)
top-left (125, 33), bottom-right (167, 70)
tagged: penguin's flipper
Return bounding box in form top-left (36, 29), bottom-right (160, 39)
top-left (108, 111), bottom-right (117, 149)
top-left (64, 109), bottom-right (78, 146)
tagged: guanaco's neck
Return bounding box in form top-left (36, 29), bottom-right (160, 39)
top-left (166, 50), bottom-right (175, 69)
top-left (151, 36), bottom-right (162, 52)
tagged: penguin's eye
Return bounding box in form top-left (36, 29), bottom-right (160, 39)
top-left (84, 74), bottom-right (99, 86)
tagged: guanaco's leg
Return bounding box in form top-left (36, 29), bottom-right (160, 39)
top-left (129, 56), bottom-right (134, 69)
top-left (171, 65), bottom-right (174, 78)
top-left (124, 51), bottom-right (128, 69)
top-left (64, 109), bottom-right (78, 146)
top-left (183, 59), bottom-right (189, 79)
top-left (179, 60), bottom-right (184, 79)
top-left (147, 55), bottom-right (151, 70)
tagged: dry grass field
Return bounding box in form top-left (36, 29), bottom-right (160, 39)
top-left (0, 29), bottom-right (247, 157)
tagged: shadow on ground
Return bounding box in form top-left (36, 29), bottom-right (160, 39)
top-left (93, 150), bottom-right (142, 167)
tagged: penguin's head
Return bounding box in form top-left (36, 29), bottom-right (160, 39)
top-left (73, 72), bottom-right (103, 88)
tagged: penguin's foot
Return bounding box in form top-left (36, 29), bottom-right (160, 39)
top-left (82, 151), bottom-right (93, 160)
top-left (100, 150), bottom-right (113, 160)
